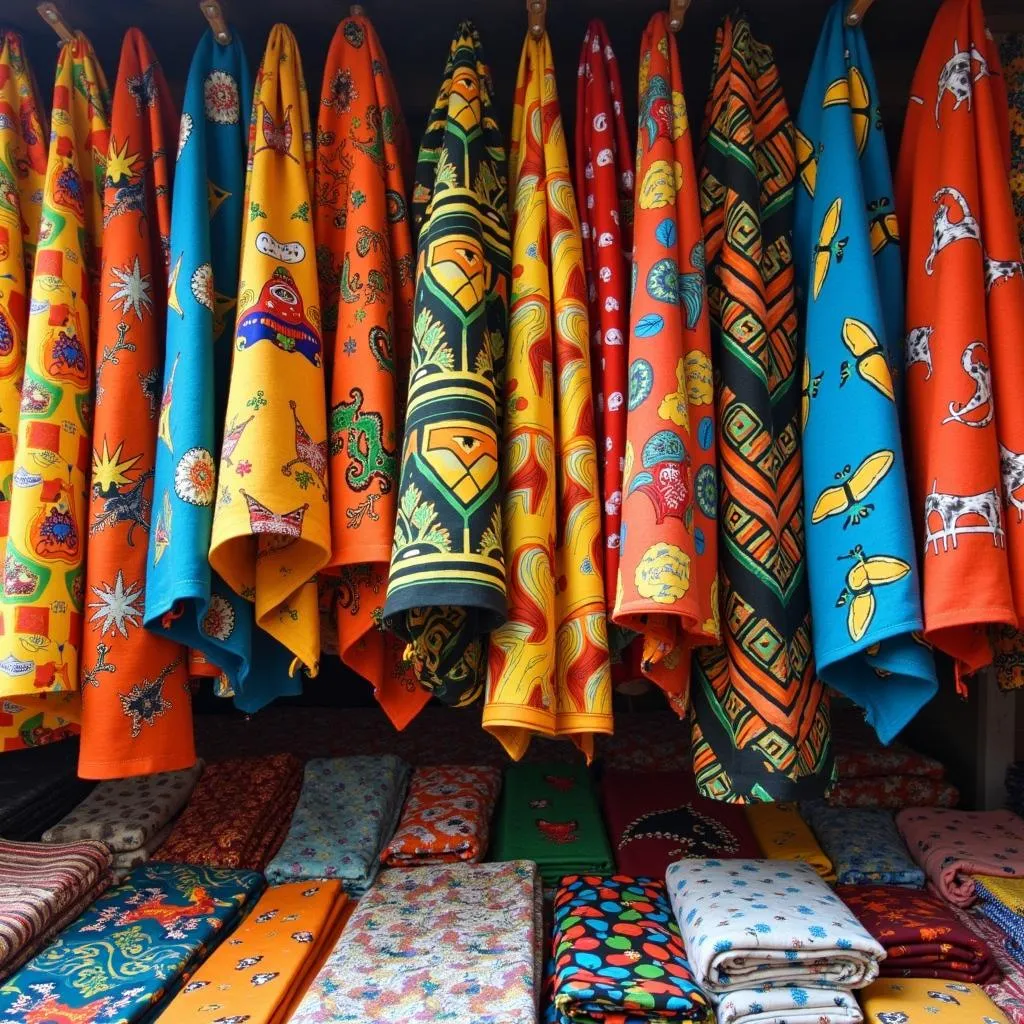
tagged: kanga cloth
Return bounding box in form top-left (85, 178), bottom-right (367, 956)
top-left (490, 761), bottom-right (614, 888)
top-left (209, 23), bottom-right (329, 689)
top-left (690, 14), bottom-right (833, 806)
top-left (381, 763), bottom-right (501, 866)
top-left (744, 801), bottom-right (835, 880)
top-left (602, 768), bottom-right (760, 879)
top-left (574, 19), bottom-right (634, 622)
top-left (0, 838), bottom-right (111, 980)
top-left (794, 0), bottom-right (936, 744)
top-left (0, 861), bottom-right (263, 1023)
top-left (895, 809), bottom-right (1024, 907)
top-left (803, 802), bottom-right (925, 887)
top-left (897, 0), bottom-right (1024, 690)
top-left (158, 880), bottom-right (352, 1024)
top-left (78, 29), bottom-right (193, 779)
top-left (974, 876), bottom-right (1024, 962)
top-left (383, 22), bottom-right (510, 708)
top-left (484, 27), bottom-right (613, 761)
top-left (613, 11), bottom-right (718, 711)
top-left (290, 860), bottom-right (542, 1024)
top-left (954, 904), bottom-right (1024, 1023)
top-left (153, 753), bottom-right (302, 870)
top-left (0, 739), bottom-right (93, 841)
top-left (1003, 34), bottom-right (1024, 249)
top-left (547, 874), bottom-right (710, 1023)
top-left (0, 35), bottom-right (110, 747)
top-left (839, 883), bottom-right (998, 982)
top-left (265, 754), bottom-right (409, 893)
top-left (41, 760), bottom-right (203, 853)
top-left (859, 978), bottom-right (1011, 1023)
top-left (315, 13), bottom-right (427, 732)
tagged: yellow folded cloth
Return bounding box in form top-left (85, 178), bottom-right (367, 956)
top-left (745, 801), bottom-right (834, 881)
top-left (859, 978), bottom-right (1009, 1023)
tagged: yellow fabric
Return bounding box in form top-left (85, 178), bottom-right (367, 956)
top-left (859, 978), bottom-right (1008, 1022)
top-left (483, 31), bottom-right (613, 762)
top-left (745, 801), bottom-right (835, 881)
top-left (210, 24), bottom-right (329, 675)
top-left (972, 873), bottom-right (1024, 911)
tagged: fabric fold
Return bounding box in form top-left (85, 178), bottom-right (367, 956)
top-left (859, 978), bottom-right (1011, 1023)
top-left (745, 801), bottom-right (835, 879)
top-left (953, 904), bottom-right (1024, 1022)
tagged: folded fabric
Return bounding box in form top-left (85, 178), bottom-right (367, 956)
top-left (666, 859), bottom-right (885, 992)
top-left (803, 802), bottom-right (925, 887)
top-left (745, 802), bottom-right (834, 880)
top-left (828, 776), bottom-right (959, 809)
top-left (291, 861), bottom-right (542, 1024)
top-left (41, 761), bottom-right (203, 852)
top-left (859, 977), bottom-right (1011, 1022)
top-left (602, 770), bottom-right (760, 878)
top-left (839, 884), bottom-right (997, 983)
top-left (896, 809), bottom-right (1024, 906)
top-left (491, 763), bottom-right (613, 887)
top-left (111, 823), bottom-right (175, 873)
top-left (833, 726), bottom-right (946, 780)
top-left (382, 765), bottom-right (501, 867)
top-left (549, 874), bottom-right (710, 1023)
top-left (158, 880), bottom-right (351, 1024)
top-left (717, 985), bottom-right (862, 1024)
top-left (0, 741), bottom-right (94, 841)
top-left (975, 876), bottom-right (1024, 962)
top-left (952, 905), bottom-right (1024, 1022)
top-left (153, 754), bottom-right (303, 870)
top-left (265, 755), bottom-right (409, 893)
top-left (0, 862), bottom-right (263, 1021)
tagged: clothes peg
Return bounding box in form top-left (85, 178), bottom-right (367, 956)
top-left (668, 0), bottom-right (692, 33)
top-left (199, 0), bottom-right (232, 44)
top-left (527, 0), bottom-right (546, 39)
top-left (845, 0), bottom-right (876, 26)
top-left (350, 4), bottom-right (365, 14)
top-left (36, 2), bottom-right (75, 44)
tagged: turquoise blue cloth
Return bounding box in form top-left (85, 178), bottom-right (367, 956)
top-left (0, 862), bottom-right (263, 1021)
top-left (265, 755), bottom-right (410, 894)
top-left (143, 29), bottom-right (296, 712)
top-left (793, 0), bottom-right (936, 743)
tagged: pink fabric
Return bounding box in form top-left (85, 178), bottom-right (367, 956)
top-left (896, 808), bottom-right (1024, 906)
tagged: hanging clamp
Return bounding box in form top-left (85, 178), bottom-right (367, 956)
top-left (37, 2), bottom-right (75, 44)
top-left (668, 0), bottom-right (692, 33)
top-left (527, 0), bottom-right (546, 39)
top-left (845, 0), bottom-right (876, 26)
top-left (199, 0), bottom-right (232, 44)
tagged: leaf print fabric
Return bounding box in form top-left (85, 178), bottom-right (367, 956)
top-left (315, 12), bottom-right (428, 731)
top-left (209, 24), bottom-right (329, 691)
top-left (614, 12), bottom-right (718, 713)
top-left (484, 27), bottom-right (612, 761)
top-left (794, 0), bottom-right (936, 744)
top-left (383, 23), bottom-right (510, 708)
top-left (745, 802), bottom-right (835, 880)
top-left (859, 977), bottom-right (1011, 1023)
top-left (691, 13), bottom-right (833, 805)
top-left (897, 0), bottom-right (1024, 690)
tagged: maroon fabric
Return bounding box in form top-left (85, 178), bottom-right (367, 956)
top-left (827, 776), bottom-right (959, 808)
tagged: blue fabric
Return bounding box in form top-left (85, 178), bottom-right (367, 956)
top-left (143, 29), bottom-right (296, 712)
top-left (974, 879), bottom-right (1024, 964)
top-left (793, 0), bottom-right (936, 743)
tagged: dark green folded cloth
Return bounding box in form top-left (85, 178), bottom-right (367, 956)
top-left (490, 763), bottom-right (613, 887)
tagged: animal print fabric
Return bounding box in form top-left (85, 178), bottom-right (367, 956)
top-left (859, 977), bottom-right (1011, 1023)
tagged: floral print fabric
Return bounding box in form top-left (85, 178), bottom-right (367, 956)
top-left (829, 776), bottom-right (959, 810)
top-left (717, 984), bottom-right (861, 1024)
top-left (859, 977), bottom-right (1011, 1023)
top-left (745, 802), bottom-right (835, 880)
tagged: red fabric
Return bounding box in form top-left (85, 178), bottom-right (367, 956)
top-left (827, 776), bottom-right (959, 809)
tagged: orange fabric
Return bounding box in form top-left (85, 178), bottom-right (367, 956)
top-left (897, 0), bottom-right (1024, 687)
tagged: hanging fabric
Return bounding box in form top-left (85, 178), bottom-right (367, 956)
top-left (77, 30), bottom-right (193, 778)
top-left (383, 22), bottom-right (510, 707)
top-left (1000, 34), bottom-right (1023, 249)
top-left (482, 26), bottom-right (613, 760)
top-left (0, 36), bottom-right (110, 751)
top-left (210, 23), bottom-right (329, 694)
top-left (613, 11), bottom-right (718, 711)
top-left (794, 0), bottom-right (936, 741)
top-left (689, 13), bottom-right (833, 803)
top-left (315, 11), bottom-right (427, 730)
top-left (897, 0), bottom-right (1024, 691)
top-left (574, 19), bottom-right (634, 625)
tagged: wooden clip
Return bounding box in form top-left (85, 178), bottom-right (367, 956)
top-left (668, 0), bottom-right (692, 33)
top-left (527, 0), bottom-right (546, 39)
top-left (350, 4), bottom-right (365, 14)
top-left (199, 0), bottom-right (232, 44)
top-left (36, 2), bottom-right (75, 44)
top-left (845, 0), bottom-right (876, 26)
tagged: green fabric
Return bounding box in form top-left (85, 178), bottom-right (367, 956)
top-left (491, 763), bottom-right (612, 887)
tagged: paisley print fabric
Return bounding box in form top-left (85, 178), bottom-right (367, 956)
top-left (382, 764), bottom-right (501, 866)
top-left (548, 875), bottom-right (710, 1023)
top-left (0, 862), bottom-right (263, 1023)
top-left (383, 22), bottom-right (510, 707)
top-left (484, 27), bottom-right (612, 760)
top-left (614, 12), bottom-right (718, 712)
top-left (795, 0), bottom-right (936, 743)
top-left (692, 13), bottom-right (833, 804)
top-left (897, 0), bottom-right (1024, 689)
top-left (315, 12), bottom-right (427, 730)
top-left (745, 801), bottom-right (835, 880)
top-left (209, 24), bottom-right (328, 692)
top-left (859, 978), bottom-right (1011, 1023)
top-left (1003, 35), bottom-right (1024, 249)
top-left (0, 36), bottom-right (110, 748)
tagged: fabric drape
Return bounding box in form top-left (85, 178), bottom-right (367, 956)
top-left (383, 22), bottom-right (510, 707)
top-left (314, 12), bottom-right (427, 729)
top-left (897, 0), bottom-right (1024, 689)
top-left (0, 36), bottom-right (110, 749)
top-left (613, 12), bottom-right (718, 711)
top-left (691, 13), bottom-right (833, 804)
top-left (483, 29), bottom-right (612, 760)
top-left (209, 24), bottom-right (328, 690)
